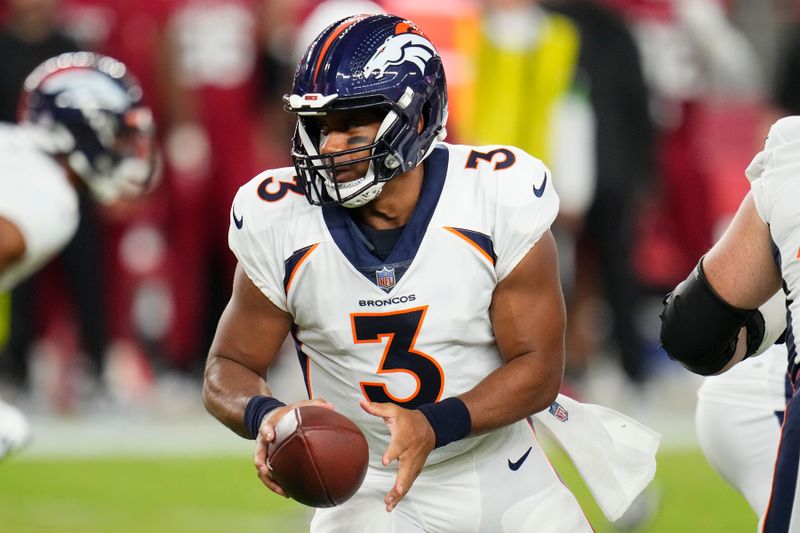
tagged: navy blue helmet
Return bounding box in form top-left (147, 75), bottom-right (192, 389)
top-left (19, 52), bottom-right (157, 203)
top-left (285, 14), bottom-right (448, 207)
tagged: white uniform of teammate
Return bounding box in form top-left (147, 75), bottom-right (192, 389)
top-left (696, 343), bottom-right (789, 515)
top-left (229, 143), bottom-right (591, 532)
top-left (0, 123), bottom-right (79, 457)
top-left (0, 124), bottom-right (80, 292)
top-left (746, 115), bottom-right (800, 531)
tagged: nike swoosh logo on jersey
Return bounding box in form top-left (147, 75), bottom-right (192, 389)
top-left (232, 204), bottom-right (244, 229)
top-left (533, 172), bottom-right (548, 198)
top-left (508, 446), bottom-right (533, 471)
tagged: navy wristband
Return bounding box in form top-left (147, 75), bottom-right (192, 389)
top-left (244, 395), bottom-right (287, 439)
top-left (416, 397), bottom-right (472, 448)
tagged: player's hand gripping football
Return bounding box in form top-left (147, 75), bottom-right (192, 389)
top-left (360, 399), bottom-right (436, 512)
top-left (254, 398), bottom-right (334, 496)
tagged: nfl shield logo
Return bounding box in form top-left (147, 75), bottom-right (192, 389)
top-left (548, 402), bottom-right (569, 422)
top-left (375, 266), bottom-right (396, 290)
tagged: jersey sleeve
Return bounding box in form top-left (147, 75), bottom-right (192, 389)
top-left (228, 182), bottom-right (289, 312)
top-left (493, 148), bottom-right (560, 281)
top-left (0, 153), bottom-right (78, 291)
top-left (747, 116), bottom-right (800, 225)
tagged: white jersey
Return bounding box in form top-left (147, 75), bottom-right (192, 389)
top-left (749, 116), bottom-right (800, 381)
top-left (229, 143), bottom-right (558, 468)
top-left (695, 344), bottom-right (788, 516)
top-left (0, 124), bottom-right (79, 292)
top-left (697, 344), bottom-right (789, 411)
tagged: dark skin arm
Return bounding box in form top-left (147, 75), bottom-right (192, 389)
top-left (361, 229), bottom-right (566, 511)
top-left (0, 216), bottom-right (26, 274)
top-left (203, 264), bottom-right (331, 496)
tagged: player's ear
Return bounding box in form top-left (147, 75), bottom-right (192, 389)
top-left (417, 116), bottom-right (424, 133)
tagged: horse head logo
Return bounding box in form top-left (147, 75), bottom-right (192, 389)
top-left (362, 32), bottom-right (435, 81)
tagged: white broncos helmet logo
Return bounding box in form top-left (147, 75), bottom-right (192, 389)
top-left (362, 32), bottom-right (435, 80)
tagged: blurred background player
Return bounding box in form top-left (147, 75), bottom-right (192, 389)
top-left (459, 0), bottom-right (655, 388)
top-left (543, 0), bottom-right (655, 385)
top-left (0, 52), bottom-right (157, 456)
top-left (0, 0), bottom-right (107, 410)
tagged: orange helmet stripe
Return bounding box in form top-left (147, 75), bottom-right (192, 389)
top-left (313, 15), bottom-right (370, 86)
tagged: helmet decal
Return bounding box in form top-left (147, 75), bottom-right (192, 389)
top-left (363, 32), bottom-right (435, 81)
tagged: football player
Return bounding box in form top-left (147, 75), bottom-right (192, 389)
top-left (203, 13), bottom-right (593, 531)
top-left (660, 115), bottom-right (800, 531)
top-left (0, 52), bottom-right (157, 458)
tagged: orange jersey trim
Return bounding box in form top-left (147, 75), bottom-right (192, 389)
top-left (444, 227), bottom-right (495, 265)
top-left (285, 243), bottom-right (319, 294)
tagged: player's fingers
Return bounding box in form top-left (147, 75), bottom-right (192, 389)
top-left (259, 421), bottom-right (277, 443)
top-left (254, 436), bottom-right (269, 472)
top-left (385, 478), bottom-right (408, 512)
top-left (360, 399), bottom-right (396, 419)
top-left (308, 398), bottom-right (335, 410)
top-left (254, 437), bottom-right (287, 497)
top-left (256, 466), bottom-right (288, 497)
top-left (386, 459), bottom-right (423, 512)
top-left (382, 437), bottom-right (406, 467)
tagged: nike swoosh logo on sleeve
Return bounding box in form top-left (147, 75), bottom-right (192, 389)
top-left (533, 172), bottom-right (548, 198)
top-left (232, 204), bottom-right (244, 229)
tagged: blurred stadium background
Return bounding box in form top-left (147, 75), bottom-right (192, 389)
top-left (0, 0), bottom-right (797, 530)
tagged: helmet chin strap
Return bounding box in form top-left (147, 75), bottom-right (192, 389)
top-left (325, 175), bottom-right (384, 208)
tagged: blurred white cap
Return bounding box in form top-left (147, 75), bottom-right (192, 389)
top-left (293, 0), bottom-right (386, 63)
top-left (745, 116), bottom-right (800, 183)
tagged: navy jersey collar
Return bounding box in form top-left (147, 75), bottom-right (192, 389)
top-left (322, 144), bottom-right (449, 289)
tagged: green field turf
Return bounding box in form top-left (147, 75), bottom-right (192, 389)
top-left (0, 449), bottom-right (757, 532)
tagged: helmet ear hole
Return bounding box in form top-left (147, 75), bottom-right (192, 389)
top-left (419, 101), bottom-right (431, 133)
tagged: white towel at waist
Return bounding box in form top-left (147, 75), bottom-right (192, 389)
top-left (532, 393), bottom-right (661, 522)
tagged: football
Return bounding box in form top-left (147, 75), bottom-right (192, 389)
top-left (267, 406), bottom-right (369, 507)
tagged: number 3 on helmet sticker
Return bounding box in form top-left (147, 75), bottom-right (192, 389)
top-left (352, 306), bottom-right (444, 408)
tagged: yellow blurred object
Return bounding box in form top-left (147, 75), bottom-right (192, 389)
top-left (0, 292), bottom-right (9, 349)
top-left (464, 12), bottom-right (580, 165)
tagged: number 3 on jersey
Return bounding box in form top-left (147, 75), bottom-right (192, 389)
top-left (353, 306), bottom-right (444, 408)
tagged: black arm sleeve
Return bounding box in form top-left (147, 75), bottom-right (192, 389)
top-left (659, 258), bottom-right (757, 376)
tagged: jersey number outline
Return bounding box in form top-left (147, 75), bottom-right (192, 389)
top-left (465, 148), bottom-right (516, 170)
top-left (352, 306), bottom-right (444, 408)
top-left (258, 175), bottom-right (303, 202)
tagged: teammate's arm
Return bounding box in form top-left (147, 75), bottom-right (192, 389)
top-left (0, 216), bottom-right (25, 273)
top-left (704, 194), bottom-right (781, 309)
top-left (660, 194), bottom-right (782, 374)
